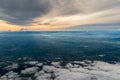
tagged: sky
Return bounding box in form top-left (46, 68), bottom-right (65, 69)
top-left (0, 0), bottom-right (120, 31)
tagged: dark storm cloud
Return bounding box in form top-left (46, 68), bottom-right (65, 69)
top-left (0, 0), bottom-right (51, 25)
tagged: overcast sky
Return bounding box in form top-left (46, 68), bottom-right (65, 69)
top-left (0, 0), bottom-right (120, 31)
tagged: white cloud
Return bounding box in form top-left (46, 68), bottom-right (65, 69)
top-left (1, 61), bottom-right (120, 80)
top-left (0, 71), bottom-right (21, 80)
top-left (4, 63), bottom-right (19, 70)
top-left (35, 61), bottom-right (120, 80)
top-left (21, 67), bottom-right (39, 75)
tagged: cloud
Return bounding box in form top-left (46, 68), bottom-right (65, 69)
top-left (0, 0), bottom-right (120, 31)
top-left (28, 61), bottom-right (120, 80)
top-left (1, 60), bottom-right (120, 80)
top-left (49, 0), bottom-right (120, 16)
top-left (0, 0), bottom-right (51, 25)
top-left (33, 0), bottom-right (120, 28)
top-left (21, 67), bottom-right (39, 75)
top-left (0, 71), bottom-right (21, 80)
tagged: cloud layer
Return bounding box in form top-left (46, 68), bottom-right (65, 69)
top-left (0, 0), bottom-right (120, 31)
top-left (0, 0), bottom-right (51, 25)
top-left (1, 60), bottom-right (120, 80)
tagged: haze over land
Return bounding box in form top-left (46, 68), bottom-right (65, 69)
top-left (0, 0), bottom-right (120, 31)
